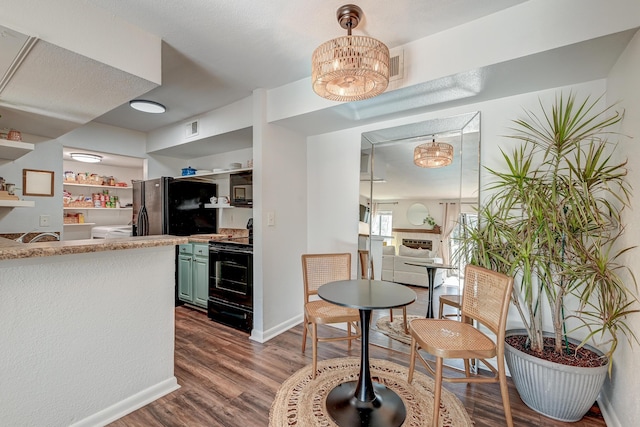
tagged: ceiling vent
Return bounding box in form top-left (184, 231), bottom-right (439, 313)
top-left (389, 49), bottom-right (404, 82)
top-left (186, 120), bottom-right (199, 138)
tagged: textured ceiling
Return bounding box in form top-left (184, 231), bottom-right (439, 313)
top-left (86, 0), bottom-right (528, 133)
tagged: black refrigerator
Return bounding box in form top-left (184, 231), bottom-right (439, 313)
top-left (132, 177), bottom-right (217, 236)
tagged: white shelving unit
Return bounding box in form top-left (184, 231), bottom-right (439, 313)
top-left (204, 203), bottom-right (234, 209)
top-left (63, 183), bottom-right (134, 239)
top-left (0, 139), bottom-right (35, 165)
top-left (0, 199), bottom-right (35, 208)
top-left (174, 167), bottom-right (252, 181)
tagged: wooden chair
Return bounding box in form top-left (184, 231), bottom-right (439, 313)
top-left (407, 264), bottom-right (515, 427)
top-left (301, 253), bottom-right (361, 379)
top-left (358, 249), bottom-right (408, 333)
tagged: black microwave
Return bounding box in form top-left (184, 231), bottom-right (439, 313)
top-left (230, 171), bottom-right (252, 207)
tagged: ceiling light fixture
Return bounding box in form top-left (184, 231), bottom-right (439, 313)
top-left (414, 139), bottom-right (454, 168)
top-left (311, 4), bottom-right (390, 102)
top-left (129, 99), bottom-right (166, 114)
top-left (70, 153), bottom-right (103, 163)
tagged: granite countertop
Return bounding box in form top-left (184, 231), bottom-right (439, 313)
top-left (187, 233), bottom-right (230, 243)
top-left (0, 235), bottom-right (189, 261)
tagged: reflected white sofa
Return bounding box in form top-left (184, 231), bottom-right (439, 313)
top-left (381, 245), bottom-right (444, 288)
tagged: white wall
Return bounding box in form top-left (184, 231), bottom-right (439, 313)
top-left (0, 138), bottom-right (63, 233)
top-left (0, 246), bottom-right (177, 427)
top-left (251, 89), bottom-right (308, 341)
top-left (601, 29), bottom-right (640, 427)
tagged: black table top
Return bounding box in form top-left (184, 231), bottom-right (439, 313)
top-left (318, 279), bottom-right (416, 310)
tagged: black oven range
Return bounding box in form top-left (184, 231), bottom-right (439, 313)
top-left (208, 238), bottom-right (253, 332)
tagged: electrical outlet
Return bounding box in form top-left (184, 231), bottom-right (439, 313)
top-left (267, 212), bottom-right (275, 226)
top-left (39, 215), bottom-right (50, 227)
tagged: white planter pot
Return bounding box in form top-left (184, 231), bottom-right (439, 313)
top-left (504, 329), bottom-right (608, 422)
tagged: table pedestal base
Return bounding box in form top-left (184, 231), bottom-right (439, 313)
top-left (325, 380), bottom-right (406, 427)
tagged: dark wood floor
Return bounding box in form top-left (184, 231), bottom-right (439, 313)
top-left (110, 283), bottom-right (607, 427)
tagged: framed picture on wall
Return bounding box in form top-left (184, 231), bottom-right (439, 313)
top-left (23, 169), bottom-right (54, 196)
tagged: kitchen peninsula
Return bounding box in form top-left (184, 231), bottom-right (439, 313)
top-left (0, 235), bottom-right (187, 427)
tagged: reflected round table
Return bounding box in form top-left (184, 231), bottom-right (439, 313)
top-left (318, 279), bottom-right (417, 427)
top-left (404, 262), bottom-right (455, 318)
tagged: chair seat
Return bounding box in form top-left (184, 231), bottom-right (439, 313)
top-left (305, 300), bottom-right (359, 324)
top-left (409, 318), bottom-right (496, 359)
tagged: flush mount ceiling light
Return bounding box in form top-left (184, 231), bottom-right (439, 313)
top-left (70, 153), bottom-right (102, 163)
top-left (312, 4), bottom-right (390, 102)
top-left (129, 99), bottom-right (166, 114)
top-left (414, 139), bottom-right (454, 168)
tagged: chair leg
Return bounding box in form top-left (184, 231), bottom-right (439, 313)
top-left (347, 322), bottom-right (352, 350)
top-left (498, 357), bottom-right (514, 427)
top-left (312, 323), bottom-right (318, 379)
top-left (301, 315), bottom-right (308, 353)
top-left (408, 337), bottom-right (417, 383)
top-left (433, 357), bottom-right (444, 427)
top-left (389, 309), bottom-right (394, 322)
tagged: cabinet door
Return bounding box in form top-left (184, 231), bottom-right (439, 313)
top-left (192, 244), bottom-right (209, 308)
top-left (177, 254), bottom-right (193, 302)
top-left (193, 255), bottom-right (209, 308)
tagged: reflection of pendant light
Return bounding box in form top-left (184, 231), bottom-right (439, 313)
top-left (414, 139), bottom-right (454, 168)
top-left (312, 4), bottom-right (389, 102)
top-left (70, 153), bottom-right (102, 163)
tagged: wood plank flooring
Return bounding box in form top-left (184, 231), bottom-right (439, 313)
top-left (110, 284), bottom-right (607, 427)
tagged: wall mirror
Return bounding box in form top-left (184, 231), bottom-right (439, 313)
top-left (359, 112), bottom-right (480, 288)
top-left (407, 203), bottom-right (429, 226)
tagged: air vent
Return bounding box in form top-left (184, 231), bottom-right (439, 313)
top-left (389, 49), bottom-right (404, 82)
top-left (186, 120), bottom-right (199, 138)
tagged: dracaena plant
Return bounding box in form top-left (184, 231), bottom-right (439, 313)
top-left (457, 92), bottom-right (638, 367)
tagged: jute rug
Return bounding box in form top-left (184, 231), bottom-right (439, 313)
top-left (375, 315), bottom-right (424, 345)
top-left (269, 357), bottom-right (473, 427)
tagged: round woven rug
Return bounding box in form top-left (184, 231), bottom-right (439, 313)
top-left (375, 315), bottom-right (424, 345)
top-left (269, 357), bottom-right (473, 427)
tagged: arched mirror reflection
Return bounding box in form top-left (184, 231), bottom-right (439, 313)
top-left (358, 112), bottom-right (480, 296)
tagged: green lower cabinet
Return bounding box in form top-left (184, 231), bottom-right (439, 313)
top-left (192, 244), bottom-right (209, 308)
top-left (177, 243), bottom-right (209, 309)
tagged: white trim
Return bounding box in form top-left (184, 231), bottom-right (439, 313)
top-left (250, 314), bottom-right (304, 343)
top-left (70, 377), bottom-right (180, 427)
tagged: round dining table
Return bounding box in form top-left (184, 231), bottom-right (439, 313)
top-left (318, 279), bottom-right (417, 427)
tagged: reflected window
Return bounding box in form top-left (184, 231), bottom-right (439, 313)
top-left (372, 210), bottom-right (393, 237)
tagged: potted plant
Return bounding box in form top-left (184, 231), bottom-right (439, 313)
top-left (457, 92), bottom-right (638, 421)
top-left (423, 214), bottom-right (436, 229)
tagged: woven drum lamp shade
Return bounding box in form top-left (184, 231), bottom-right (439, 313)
top-left (414, 140), bottom-right (454, 168)
top-left (312, 4), bottom-right (390, 102)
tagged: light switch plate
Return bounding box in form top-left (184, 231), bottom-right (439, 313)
top-left (267, 212), bottom-right (275, 226)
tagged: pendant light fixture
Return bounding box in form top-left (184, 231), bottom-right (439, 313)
top-left (414, 139), bottom-right (454, 168)
top-left (312, 4), bottom-right (390, 102)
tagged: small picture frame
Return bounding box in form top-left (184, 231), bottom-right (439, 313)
top-left (234, 187), bottom-right (246, 200)
top-left (23, 169), bottom-right (55, 197)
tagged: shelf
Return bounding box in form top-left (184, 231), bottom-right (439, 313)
top-left (63, 222), bottom-right (97, 227)
top-left (393, 226), bottom-right (441, 234)
top-left (174, 167), bottom-right (252, 181)
top-left (0, 199), bottom-right (35, 208)
top-left (63, 207), bottom-right (132, 210)
top-left (0, 139), bottom-right (35, 163)
top-left (63, 183), bottom-right (131, 190)
top-left (204, 203), bottom-right (234, 209)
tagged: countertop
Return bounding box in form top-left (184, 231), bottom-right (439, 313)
top-left (0, 235), bottom-right (189, 261)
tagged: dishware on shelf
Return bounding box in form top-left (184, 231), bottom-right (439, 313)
top-left (229, 162), bottom-right (242, 170)
top-left (181, 166), bottom-right (197, 176)
top-left (210, 196), bottom-right (218, 204)
top-left (218, 196), bottom-right (230, 205)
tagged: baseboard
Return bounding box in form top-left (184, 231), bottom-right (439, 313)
top-left (70, 377), bottom-right (180, 427)
top-left (597, 394), bottom-right (620, 427)
top-left (250, 313), bottom-right (304, 343)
